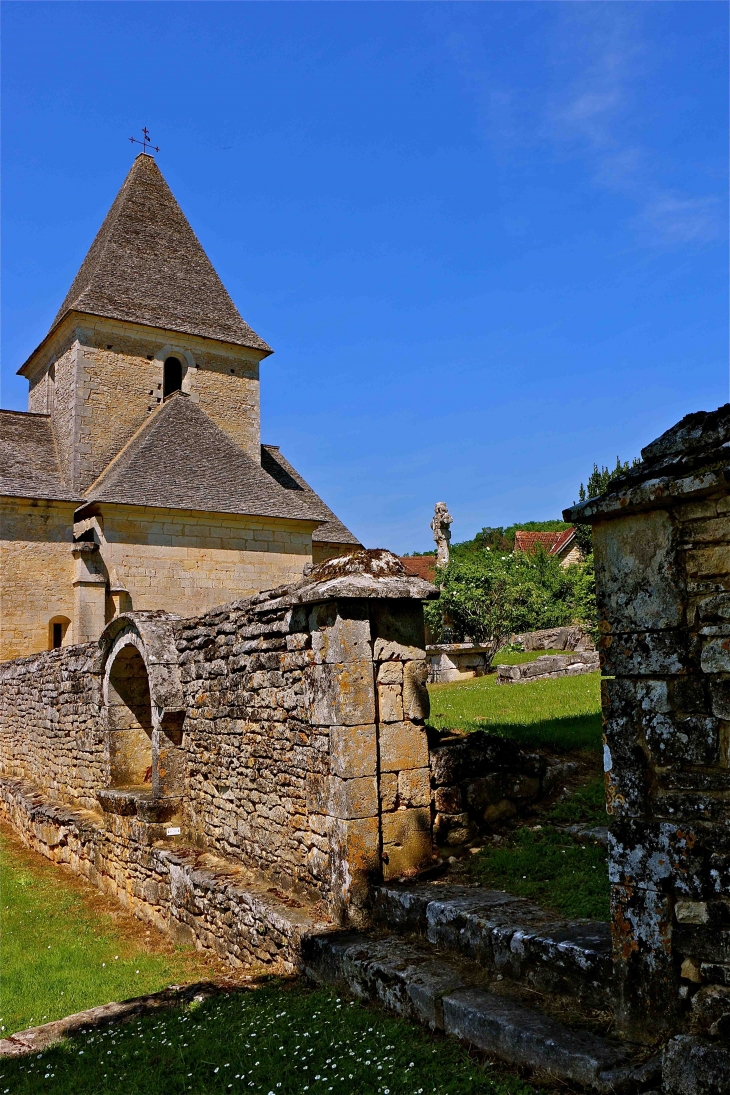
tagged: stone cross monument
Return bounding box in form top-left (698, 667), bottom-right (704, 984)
top-left (430, 502), bottom-right (453, 568)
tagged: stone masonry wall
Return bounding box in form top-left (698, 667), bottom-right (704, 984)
top-left (0, 643), bottom-right (102, 808)
top-left (565, 405), bottom-right (730, 1047)
top-left (0, 551), bottom-right (436, 940)
top-left (95, 505), bottom-right (313, 621)
top-left (0, 498), bottom-right (77, 660)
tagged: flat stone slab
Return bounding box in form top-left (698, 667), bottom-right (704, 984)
top-left (0, 982), bottom-right (224, 1058)
top-left (375, 884), bottom-right (612, 1007)
top-left (304, 931), bottom-right (657, 1093)
top-left (442, 988), bottom-right (652, 1094)
top-left (497, 652), bottom-right (600, 684)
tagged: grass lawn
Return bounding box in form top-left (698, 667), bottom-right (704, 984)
top-left (0, 830), bottom-right (536, 1095)
top-left (429, 664), bottom-right (609, 920)
top-left (428, 669), bottom-right (602, 753)
top-left (0, 982), bottom-right (537, 1095)
top-left (467, 821), bottom-right (609, 922)
top-left (0, 828), bottom-right (228, 1037)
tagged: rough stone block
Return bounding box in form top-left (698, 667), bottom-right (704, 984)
top-left (402, 660), bottom-right (430, 721)
top-left (662, 1035), bottom-right (730, 1095)
top-left (600, 630), bottom-right (688, 677)
top-left (328, 775), bottom-right (378, 820)
top-left (593, 510), bottom-right (683, 631)
top-left (309, 603), bottom-right (372, 664)
top-left (382, 807), bottom-right (431, 845)
top-left (377, 661), bottom-right (403, 685)
top-left (306, 661), bottom-right (376, 726)
top-left (379, 721), bottom-right (429, 773)
top-left (382, 808), bottom-right (432, 878)
top-left (329, 724), bottom-right (377, 779)
top-left (382, 830), bottom-right (433, 878)
top-left (378, 683), bottom-right (403, 723)
top-left (398, 768), bottom-right (430, 808)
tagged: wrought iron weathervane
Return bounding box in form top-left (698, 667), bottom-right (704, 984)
top-left (129, 127), bottom-right (160, 155)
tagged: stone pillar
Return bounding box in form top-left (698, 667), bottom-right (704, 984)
top-left (564, 406), bottom-right (730, 1045)
top-left (296, 551), bottom-right (437, 925)
top-left (371, 600), bottom-right (432, 880)
top-left (72, 542), bottom-right (107, 643)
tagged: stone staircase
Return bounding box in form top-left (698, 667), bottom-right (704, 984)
top-left (304, 881), bottom-right (662, 1093)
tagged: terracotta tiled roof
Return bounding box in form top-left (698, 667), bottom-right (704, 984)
top-left (550, 528), bottom-right (576, 556)
top-left (514, 529), bottom-right (576, 556)
top-left (80, 392), bottom-right (329, 522)
top-left (47, 154), bottom-right (271, 355)
top-left (399, 556), bottom-right (437, 582)
top-left (0, 410), bottom-right (78, 502)
top-left (260, 445), bottom-right (361, 546)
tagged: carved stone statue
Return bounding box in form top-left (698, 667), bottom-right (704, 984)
top-left (430, 502), bottom-right (453, 568)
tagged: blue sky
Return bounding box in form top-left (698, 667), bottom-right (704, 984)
top-left (2, 2), bottom-right (727, 552)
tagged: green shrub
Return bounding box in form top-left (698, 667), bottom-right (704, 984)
top-left (424, 547), bottom-right (596, 650)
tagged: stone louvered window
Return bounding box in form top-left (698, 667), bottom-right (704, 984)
top-left (163, 356), bottom-right (183, 399)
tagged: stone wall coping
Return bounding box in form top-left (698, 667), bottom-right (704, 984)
top-left (564, 404), bottom-right (730, 524)
top-left (279, 572), bottom-right (437, 607)
top-left (564, 469), bottom-right (726, 524)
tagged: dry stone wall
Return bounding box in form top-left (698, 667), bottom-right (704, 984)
top-left (0, 550), bottom-right (437, 953)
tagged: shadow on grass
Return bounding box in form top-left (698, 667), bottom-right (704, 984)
top-left (468, 827), bottom-right (610, 921)
top-left (430, 712), bottom-right (603, 753)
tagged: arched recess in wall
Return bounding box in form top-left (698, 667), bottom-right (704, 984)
top-left (106, 641), bottom-right (153, 788)
top-left (98, 612), bottom-right (186, 798)
top-left (48, 615), bottom-right (71, 650)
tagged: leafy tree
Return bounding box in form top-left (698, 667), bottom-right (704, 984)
top-left (424, 546), bottom-right (596, 660)
top-left (573, 456), bottom-right (640, 554)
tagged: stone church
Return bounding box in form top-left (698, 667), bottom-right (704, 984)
top-left (0, 153), bottom-right (360, 660)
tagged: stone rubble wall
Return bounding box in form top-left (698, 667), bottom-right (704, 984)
top-left (0, 776), bottom-right (329, 971)
top-left (429, 730), bottom-right (576, 846)
top-left (0, 550), bottom-right (437, 938)
top-left (0, 643), bottom-right (103, 809)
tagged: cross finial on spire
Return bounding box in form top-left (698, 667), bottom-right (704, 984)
top-left (129, 127), bottom-right (160, 155)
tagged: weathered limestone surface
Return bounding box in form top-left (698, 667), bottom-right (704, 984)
top-left (429, 730), bottom-right (573, 845)
top-left (496, 651), bottom-right (600, 684)
top-left (565, 404), bottom-right (730, 1046)
top-left (0, 497), bottom-right (77, 660)
top-left (0, 550), bottom-right (438, 949)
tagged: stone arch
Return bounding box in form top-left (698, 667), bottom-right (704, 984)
top-left (97, 612), bottom-right (186, 798)
top-left (106, 641), bottom-right (153, 788)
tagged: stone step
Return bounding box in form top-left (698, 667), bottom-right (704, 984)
top-left (303, 931), bottom-right (660, 1094)
top-left (374, 883), bottom-right (612, 1008)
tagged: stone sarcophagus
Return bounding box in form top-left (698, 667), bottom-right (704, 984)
top-left (565, 405), bottom-right (730, 1044)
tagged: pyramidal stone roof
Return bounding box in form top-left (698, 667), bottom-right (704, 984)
top-left (49, 154), bottom-right (271, 353)
top-left (0, 409), bottom-right (78, 502)
top-left (81, 392), bottom-right (328, 522)
top-left (261, 445), bottom-right (361, 546)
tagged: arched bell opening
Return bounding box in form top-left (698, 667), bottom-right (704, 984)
top-left (106, 642), bottom-right (153, 789)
